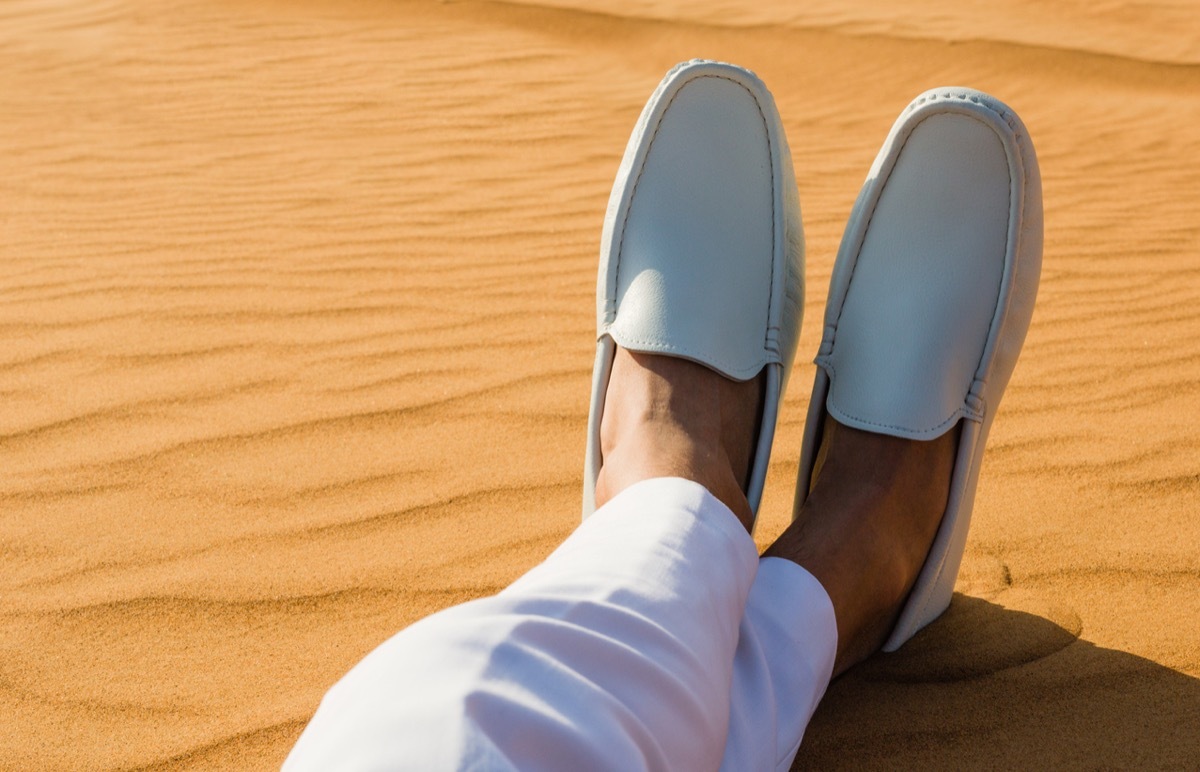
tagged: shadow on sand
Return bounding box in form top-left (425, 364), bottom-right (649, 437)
top-left (792, 593), bottom-right (1200, 768)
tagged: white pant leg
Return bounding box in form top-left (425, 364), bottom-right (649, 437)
top-left (285, 478), bottom-right (759, 771)
top-left (720, 558), bottom-right (837, 772)
top-left (284, 477), bottom-right (837, 771)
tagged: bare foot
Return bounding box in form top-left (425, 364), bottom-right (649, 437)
top-left (594, 348), bottom-right (764, 532)
top-left (764, 417), bottom-right (959, 676)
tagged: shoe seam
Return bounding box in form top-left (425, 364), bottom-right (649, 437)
top-left (890, 93), bottom-right (1025, 638)
top-left (822, 93), bottom-right (1017, 436)
top-left (818, 357), bottom-right (970, 436)
top-left (613, 70), bottom-right (778, 372)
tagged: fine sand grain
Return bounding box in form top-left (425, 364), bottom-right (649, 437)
top-left (2, 0), bottom-right (1198, 768)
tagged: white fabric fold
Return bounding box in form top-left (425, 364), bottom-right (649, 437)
top-left (285, 478), bottom-right (836, 771)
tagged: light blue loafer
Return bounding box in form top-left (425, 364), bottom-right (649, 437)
top-left (583, 60), bottom-right (805, 530)
top-left (795, 88), bottom-right (1044, 650)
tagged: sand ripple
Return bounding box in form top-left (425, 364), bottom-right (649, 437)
top-left (2, 0), bottom-right (1198, 768)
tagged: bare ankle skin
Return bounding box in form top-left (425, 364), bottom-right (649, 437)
top-left (764, 418), bottom-right (959, 676)
top-left (594, 348), bottom-right (764, 532)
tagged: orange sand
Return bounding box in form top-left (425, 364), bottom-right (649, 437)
top-left (2, 0), bottom-right (1198, 768)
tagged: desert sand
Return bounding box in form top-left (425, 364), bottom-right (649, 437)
top-left (2, 0), bottom-right (1198, 768)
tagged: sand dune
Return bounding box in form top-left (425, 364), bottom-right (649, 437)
top-left (497, 0), bottom-right (1200, 64)
top-left (2, 0), bottom-right (1198, 768)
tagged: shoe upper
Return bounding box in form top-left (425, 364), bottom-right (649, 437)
top-left (817, 88), bottom-right (1043, 441)
top-left (599, 59), bottom-right (804, 387)
top-left (584, 60), bottom-right (805, 519)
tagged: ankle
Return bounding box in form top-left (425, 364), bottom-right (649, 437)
top-left (597, 421), bottom-right (754, 531)
top-left (765, 418), bottom-right (959, 675)
top-left (594, 350), bottom-right (758, 530)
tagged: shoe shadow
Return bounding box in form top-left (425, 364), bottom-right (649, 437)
top-left (791, 593), bottom-right (1200, 768)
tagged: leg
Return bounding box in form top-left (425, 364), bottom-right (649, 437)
top-left (765, 417), bottom-right (958, 676)
top-left (595, 349), bottom-right (763, 530)
top-left (285, 350), bottom-right (768, 771)
top-left (717, 417), bottom-right (956, 771)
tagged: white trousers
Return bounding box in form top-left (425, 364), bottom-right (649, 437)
top-left (284, 478), bottom-right (838, 771)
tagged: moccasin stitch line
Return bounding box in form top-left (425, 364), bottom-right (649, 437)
top-left (818, 357), bottom-right (970, 436)
top-left (611, 70), bottom-right (778, 375)
top-left (822, 101), bottom-right (1016, 435)
top-left (906, 103), bottom-right (1032, 639)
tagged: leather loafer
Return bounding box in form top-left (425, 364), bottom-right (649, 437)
top-left (794, 88), bottom-right (1043, 649)
top-left (583, 60), bottom-right (805, 529)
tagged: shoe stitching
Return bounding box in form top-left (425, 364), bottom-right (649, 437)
top-left (823, 90), bottom-right (1018, 436)
top-left (911, 94), bottom-right (1024, 630)
top-left (612, 67), bottom-right (779, 374)
top-left (876, 91), bottom-right (1026, 639)
top-left (593, 63), bottom-right (783, 514)
top-left (818, 359), bottom-right (974, 436)
top-left (614, 334), bottom-right (765, 380)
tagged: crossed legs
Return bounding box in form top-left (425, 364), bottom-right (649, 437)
top-left (597, 347), bottom-right (957, 677)
top-left (285, 347), bottom-right (958, 771)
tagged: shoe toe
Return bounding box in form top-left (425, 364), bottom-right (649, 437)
top-left (605, 70), bottom-right (778, 381)
top-left (822, 108), bottom-right (1015, 438)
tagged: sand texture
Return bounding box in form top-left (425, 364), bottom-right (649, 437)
top-left (2, 0), bottom-right (1199, 768)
